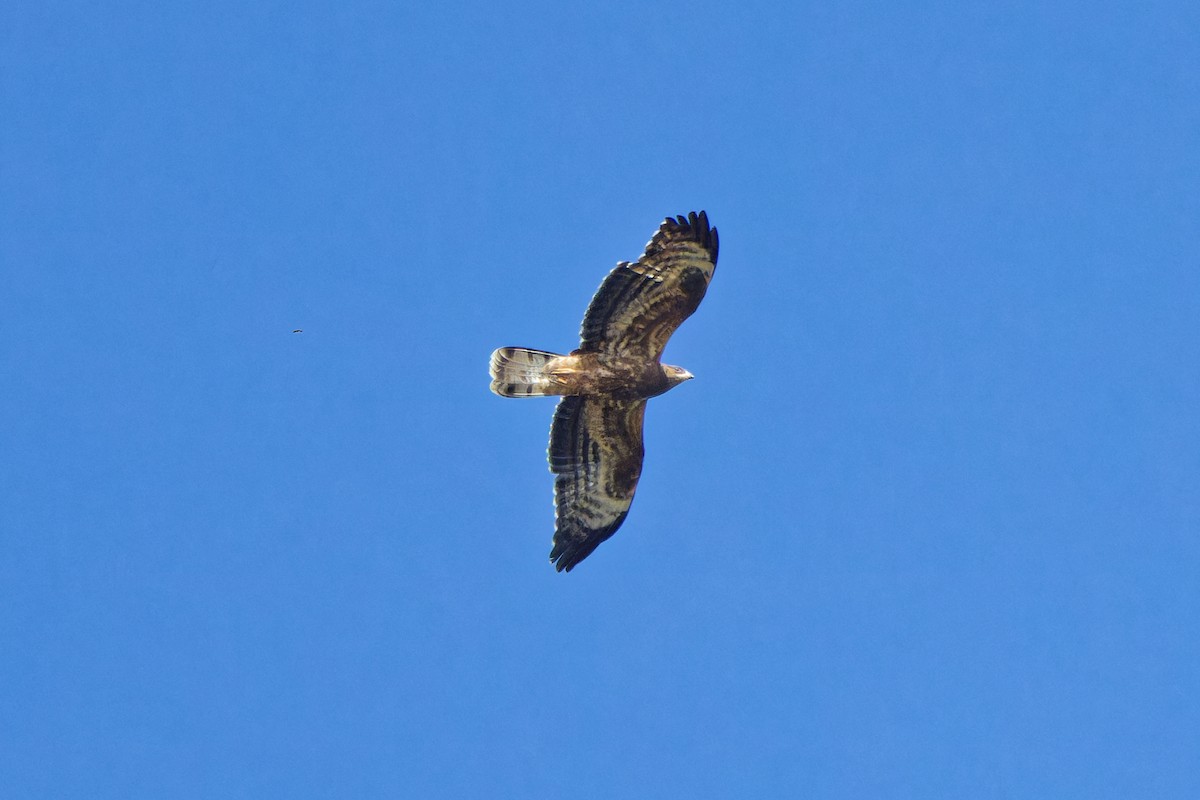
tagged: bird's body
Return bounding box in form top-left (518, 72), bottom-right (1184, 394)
top-left (492, 350), bottom-right (690, 400)
top-left (489, 211), bottom-right (718, 571)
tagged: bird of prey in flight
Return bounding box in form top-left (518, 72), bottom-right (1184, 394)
top-left (490, 211), bottom-right (718, 571)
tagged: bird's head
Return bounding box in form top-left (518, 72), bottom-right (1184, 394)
top-left (663, 364), bottom-right (694, 387)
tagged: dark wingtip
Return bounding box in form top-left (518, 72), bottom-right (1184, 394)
top-left (549, 546), bottom-right (577, 572)
top-left (549, 540), bottom-right (585, 573)
top-left (549, 511), bottom-right (628, 573)
top-left (666, 209), bottom-right (718, 265)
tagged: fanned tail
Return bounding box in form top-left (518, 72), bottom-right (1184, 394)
top-left (489, 347), bottom-right (563, 397)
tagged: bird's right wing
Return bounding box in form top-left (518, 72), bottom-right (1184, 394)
top-left (576, 211), bottom-right (718, 362)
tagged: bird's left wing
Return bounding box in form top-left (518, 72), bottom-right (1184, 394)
top-left (577, 211), bottom-right (718, 361)
top-left (547, 395), bottom-right (647, 572)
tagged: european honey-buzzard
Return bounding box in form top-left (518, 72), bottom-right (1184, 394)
top-left (490, 211), bottom-right (718, 571)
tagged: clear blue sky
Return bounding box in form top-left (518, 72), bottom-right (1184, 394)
top-left (2, 2), bottom-right (1198, 797)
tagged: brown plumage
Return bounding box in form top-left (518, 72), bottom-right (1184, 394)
top-left (489, 211), bottom-right (718, 571)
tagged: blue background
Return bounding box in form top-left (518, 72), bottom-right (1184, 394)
top-left (2, 1), bottom-right (1198, 797)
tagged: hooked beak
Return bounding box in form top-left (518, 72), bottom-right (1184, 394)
top-left (679, 369), bottom-right (694, 381)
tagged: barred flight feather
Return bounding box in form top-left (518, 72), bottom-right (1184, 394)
top-left (489, 347), bottom-right (563, 397)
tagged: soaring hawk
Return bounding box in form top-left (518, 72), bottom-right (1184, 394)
top-left (489, 211), bottom-right (718, 571)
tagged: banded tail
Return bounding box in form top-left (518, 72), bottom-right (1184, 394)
top-left (490, 347), bottom-right (564, 397)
